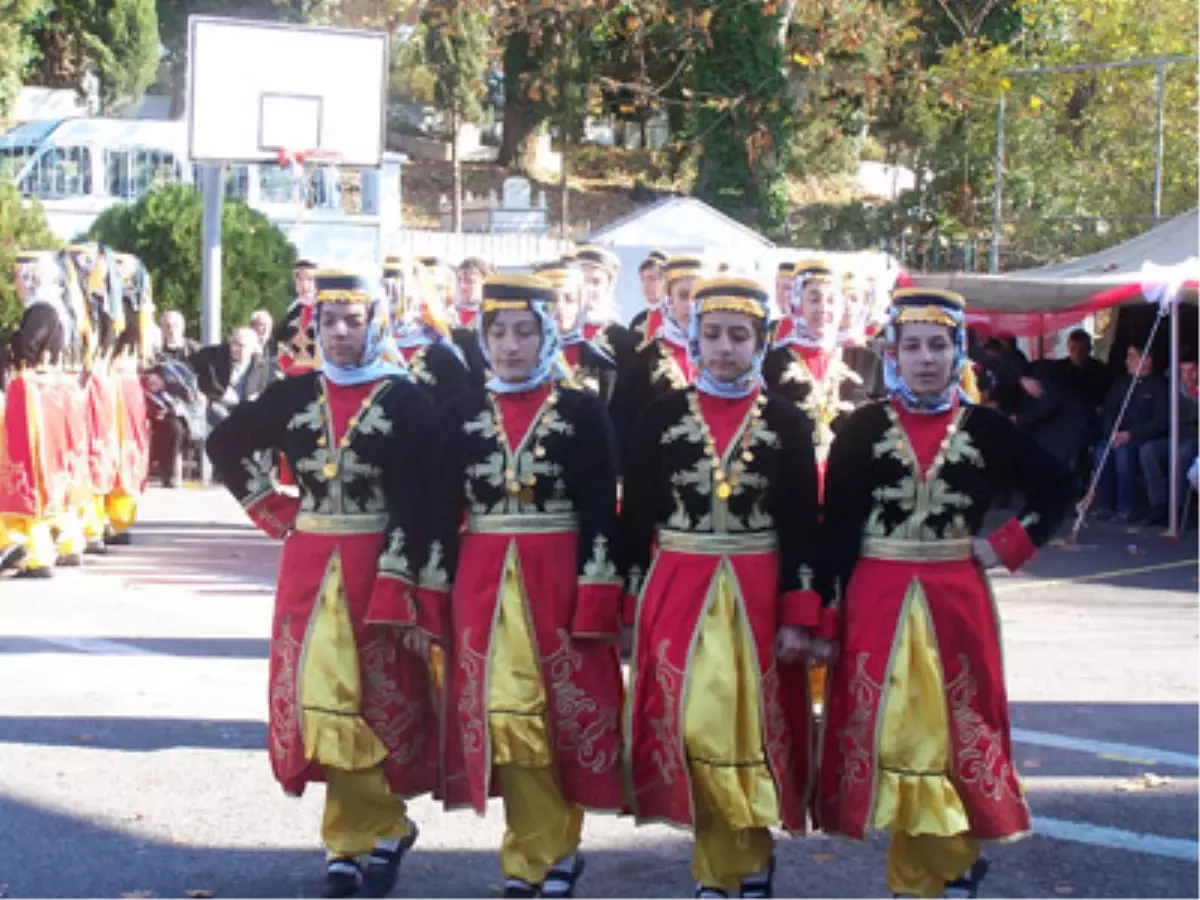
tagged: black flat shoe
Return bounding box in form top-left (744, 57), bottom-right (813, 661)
top-left (85, 539), bottom-right (108, 556)
top-left (540, 853), bottom-right (585, 899)
top-left (739, 855), bottom-right (775, 898)
top-left (694, 889), bottom-right (729, 899)
top-left (944, 857), bottom-right (989, 899)
top-left (501, 879), bottom-right (539, 899)
top-left (57, 552), bottom-right (84, 567)
top-left (16, 566), bottom-right (53, 579)
top-left (0, 544), bottom-right (27, 571)
top-left (322, 858), bottom-right (361, 899)
top-left (359, 824), bottom-right (419, 899)
top-left (105, 531), bottom-right (133, 546)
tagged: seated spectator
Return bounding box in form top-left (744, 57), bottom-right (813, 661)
top-left (1014, 353), bottom-right (1091, 478)
top-left (1138, 351), bottom-right (1199, 526)
top-left (144, 359), bottom-right (207, 488)
top-left (192, 327), bottom-right (271, 428)
top-left (1091, 346), bottom-right (1168, 522)
top-left (158, 311), bottom-right (199, 363)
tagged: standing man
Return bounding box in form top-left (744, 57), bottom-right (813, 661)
top-left (453, 257), bottom-right (492, 331)
top-left (1138, 350), bottom-right (1198, 526)
top-left (536, 259), bottom-right (619, 405)
top-left (207, 270), bottom-right (440, 899)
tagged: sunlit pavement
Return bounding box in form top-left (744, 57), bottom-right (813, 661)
top-left (0, 487), bottom-right (1195, 898)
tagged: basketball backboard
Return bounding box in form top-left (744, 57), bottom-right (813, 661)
top-left (187, 16), bottom-right (388, 168)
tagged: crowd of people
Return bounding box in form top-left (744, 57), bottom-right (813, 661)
top-left (196, 246), bottom-right (1076, 900)
top-left (4, 239), bottom-right (1189, 899)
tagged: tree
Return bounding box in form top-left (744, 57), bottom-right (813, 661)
top-left (0, 183), bottom-right (62, 335)
top-left (22, 0), bottom-right (159, 113)
top-left (0, 0), bottom-right (44, 122)
top-left (689, 1), bottom-right (795, 235)
top-left (422, 0), bottom-right (489, 232)
top-left (86, 183), bottom-right (296, 334)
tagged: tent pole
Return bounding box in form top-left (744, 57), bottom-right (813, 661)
top-left (990, 93), bottom-right (1005, 274)
top-left (1167, 300), bottom-right (1180, 535)
top-left (1153, 62), bottom-right (1166, 221)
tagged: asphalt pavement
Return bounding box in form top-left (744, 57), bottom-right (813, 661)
top-left (0, 487), bottom-right (1196, 898)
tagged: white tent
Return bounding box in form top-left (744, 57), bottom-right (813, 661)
top-left (588, 196), bottom-right (777, 321)
top-left (912, 210), bottom-right (1199, 310)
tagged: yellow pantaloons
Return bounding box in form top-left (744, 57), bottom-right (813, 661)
top-left (322, 765), bottom-right (412, 859)
top-left (684, 562), bottom-right (776, 894)
top-left (105, 490), bottom-right (137, 535)
top-left (81, 497), bottom-right (106, 544)
top-left (2, 516), bottom-right (56, 571)
top-left (876, 580), bottom-right (978, 897)
top-left (488, 545), bottom-right (583, 884)
top-left (53, 508), bottom-right (86, 559)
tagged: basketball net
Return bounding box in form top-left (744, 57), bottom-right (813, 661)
top-left (274, 147), bottom-right (344, 250)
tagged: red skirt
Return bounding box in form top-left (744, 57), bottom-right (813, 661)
top-left (627, 545), bottom-right (813, 831)
top-left (268, 529), bottom-right (439, 798)
top-left (115, 371), bottom-right (150, 495)
top-left (818, 556), bottom-right (1029, 840)
top-left (442, 529), bottom-right (625, 814)
top-left (86, 374), bottom-right (120, 496)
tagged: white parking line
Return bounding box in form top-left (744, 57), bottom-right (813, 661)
top-left (33, 636), bottom-right (156, 656)
top-left (1013, 728), bottom-right (1200, 770)
top-left (1033, 816), bottom-right (1200, 862)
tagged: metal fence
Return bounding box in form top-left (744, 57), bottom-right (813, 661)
top-left (393, 230), bottom-right (575, 267)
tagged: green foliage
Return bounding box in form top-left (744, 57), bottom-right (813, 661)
top-left (422, 0), bottom-right (489, 129)
top-left (689, 1), bottom-right (794, 236)
top-left (85, 184), bottom-right (296, 336)
top-left (0, 0), bottom-right (44, 121)
top-left (0, 183), bottom-right (61, 333)
top-left (20, 0), bottom-right (159, 112)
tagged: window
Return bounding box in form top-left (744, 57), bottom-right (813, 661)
top-left (105, 147), bottom-right (182, 200)
top-left (189, 164), bottom-right (249, 200)
top-left (19, 145), bottom-right (92, 198)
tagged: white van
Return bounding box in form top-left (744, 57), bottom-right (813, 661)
top-left (1, 117), bottom-right (403, 264)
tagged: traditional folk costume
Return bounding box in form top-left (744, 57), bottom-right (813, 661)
top-left (611, 255), bottom-right (705, 463)
top-left (838, 270), bottom-right (886, 401)
top-left (574, 244), bottom-right (635, 373)
top-left (207, 271), bottom-right (440, 900)
top-left (771, 261), bottom-right (798, 348)
top-left (817, 289), bottom-right (1070, 899)
top-left (535, 259), bottom-right (619, 405)
top-left (628, 249), bottom-right (669, 342)
top-left (622, 277), bottom-right (822, 899)
top-left (763, 258), bottom-right (866, 471)
top-left (385, 255), bottom-right (471, 407)
top-left (274, 258), bottom-right (320, 379)
top-left (0, 251), bottom-right (84, 577)
top-left (421, 256), bottom-right (488, 391)
top-left (431, 275), bottom-right (625, 899)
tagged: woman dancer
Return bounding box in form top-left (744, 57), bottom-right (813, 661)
top-left (428, 274), bottom-right (626, 899)
top-left (207, 269), bottom-right (441, 899)
top-left (818, 288), bottom-right (1070, 898)
top-left (622, 276), bottom-right (824, 898)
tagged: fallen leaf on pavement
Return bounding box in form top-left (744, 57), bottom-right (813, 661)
top-left (75, 734), bottom-right (96, 743)
top-left (122, 812), bottom-right (145, 822)
top-left (811, 852), bottom-right (835, 863)
top-left (185, 890), bottom-right (215, 898)
top-left (1023, 758), bottom-right (1041, 769)
top-left (119, 892), bottom-right (155, 899)
top-left (1117, 773), bottom-right (1173, 792)
top-left (1054, 887), bottom-right (1075, 896)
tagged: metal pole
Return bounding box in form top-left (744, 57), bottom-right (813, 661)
top-left (200, 162), bottom-right (223, 484)
top-left (990, 93), bottom-right (1005, 274)
top-left (1153, 62), bottom-right (1166, 221)
top-left (1168, 300), bottom-right (1181, 535)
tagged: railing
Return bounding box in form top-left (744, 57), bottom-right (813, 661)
top-left (393, 230), bottom-right (575, 267)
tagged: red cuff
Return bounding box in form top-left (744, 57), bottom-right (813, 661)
top-left (244, 491), bottom-right (299, 540)
top-left (780, 589), bottom-right (822, 628)
top-left (572, 582), bottom-right (622, 638)
top-left (988, 516), bottom-right (1037, 572)
top-left (364, 574), bottom-right (417, 626)
top-left (415, 586), bottom-right (449, 643)
top-left (817, 606), bottom-right (839, 641)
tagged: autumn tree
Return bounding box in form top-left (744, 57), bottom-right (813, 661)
top-left (688, 1), bottom-right (795, 235)
top-left (0, 0), bottom-right (42, 121)
top-left (423, 0), bottom-right (489, 232)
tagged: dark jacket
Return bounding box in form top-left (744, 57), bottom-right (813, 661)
top-left (1055, 355), bottom-right (1112, 412)
top-left (1014, 358), bottom-right (1091, 467)
top-left (1101, 373), bottom-right (1169, 443)
top-left (157, 338), bottom-right (199, 365)
top-left (192, 343), bottom-right (272, 406)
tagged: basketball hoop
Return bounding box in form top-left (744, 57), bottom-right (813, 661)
top-left (277, 148), bottom-right (344, 168)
